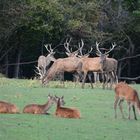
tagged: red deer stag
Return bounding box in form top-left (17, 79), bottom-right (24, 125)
top-left (77, 40), bottom-right (102, 88)
top-left (0, 101), bottom-right (19, 113)
top-left (114, 82), bottom-right (140, 120)
top-left (23, 95), bottom-right (57, 114)
top-left (77, 39), bottom-right (98, 88)
top-left (42, 39), bottom-right (82, 85)
top-left (36, 44), bottom-right (56, 79)
top-left (96, 42), bottom-right (118, 89)
top-left (55, 96), bottom-right (81, 119)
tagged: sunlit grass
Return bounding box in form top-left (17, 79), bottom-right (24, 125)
top-left (0, 78), bottom-right (140, 140)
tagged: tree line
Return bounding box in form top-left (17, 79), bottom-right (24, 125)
top-left (0, 0), bottom-right (140, 82)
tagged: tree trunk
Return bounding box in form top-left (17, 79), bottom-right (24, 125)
top-left (14, 47), bottom-right (22, 78)
top-left (118, 61), bottom-right (122, 79)
top-left (117, 0), bottom-right (123, 18)
top-left (5, 54), bottom-right (9, 77)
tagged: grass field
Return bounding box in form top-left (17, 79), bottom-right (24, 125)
top-left (0, 78), bottom-right (140, 140)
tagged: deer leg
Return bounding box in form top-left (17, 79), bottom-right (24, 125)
top-left (114, 96), bottom-right (119, 119)
top-left (132, 104), bottom-right (137, 120)
top-left (60, 71), bottom-right (64, 87)
top-left (109, 72), bottom-right (114, 90)
top-left (102, 72), bottom-right (106, 89)
top-left (118, 99), bottom-right (125, 119)
top-left (88, 73), bottom-right (93, 89)
top-left (132, 105), bottom-right (137, 120)
top-left (106, 73), bottom-right (109, 89)
top-left (127, 102), bottom-right (131, 120)
top-left (114, 71), bottom-right (118, 84)
top-left (93, 72), bottom-right (97, 84)
top-left (127, 102), bottom-right (137, 120)
top-left (82, 72), bottom-right (87, 88)
top-left (106, 72), bottom-right (112, 90)
top-left (103, 72), bottom-right (109, 89)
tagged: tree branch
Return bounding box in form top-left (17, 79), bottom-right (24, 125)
top-left (118, 54), bottom-right (140, 61)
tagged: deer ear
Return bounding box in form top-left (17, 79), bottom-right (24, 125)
top-left (55, 95), bottom-right (58, 98)
top-left (61, 96), bottom-right (64, 99)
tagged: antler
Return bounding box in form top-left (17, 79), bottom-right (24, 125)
top-left (78, 39), bottom-right (93, 57)
top-left (64, 38), bottom-right (72, 53)
top-left (44, 44), bottom-right (54, 54)
top-left (34, 66), bottom-right (44, 79)
top-left (105, 42), bottom-right (116, 55)
top-left (96, 42), bottom-right (116, 55)
top-left (96, 42), bottom-right (102, 54)
top-left (78, 39), bottom-right (84, 56)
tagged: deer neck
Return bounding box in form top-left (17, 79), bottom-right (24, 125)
top-left (57, 99), bottom-right (61, 109)
top-left (43, 101), bottom-right (53, 111)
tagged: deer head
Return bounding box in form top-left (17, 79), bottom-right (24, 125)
top-left (44, 44), bottom-right (56, 62)
top-left (54, 95), bottom-right (65, 106)
top-left (96, 42), bottom-right (116, 67)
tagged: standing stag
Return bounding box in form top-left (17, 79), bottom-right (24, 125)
top-left (96, 42), bottom-right (118, 89)
top-left (78, 39), bottom-right (93, 88)
top-left (77, 40), bottom-right (102, 88)
top-left (36, 44), bottom-right (56, 79)
top-left (42, 39), bottom-right (82, 85)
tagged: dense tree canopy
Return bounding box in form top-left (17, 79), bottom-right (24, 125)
top-left (0, 0), bottom-right (140, 82)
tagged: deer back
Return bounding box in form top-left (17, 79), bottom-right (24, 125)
top-left (103, 57), bottom-right (118, 72)
top-left (81, 57), bottom-right (102, 72)
top-left (114, 82), bottom-right (138, 101)
top-left (42, 57), bottom-right (82, 85)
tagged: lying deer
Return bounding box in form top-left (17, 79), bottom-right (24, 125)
top-left (114, 82), bottom-right (140, 120)
top-left (55, 96), bottom-right (81, 119)
top-left (23, 94), bottom-right (57, 114)
top-left (0, 101), bottom-right (19, 113)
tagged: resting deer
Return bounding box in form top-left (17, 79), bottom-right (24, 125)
top-left (55, 96), bottom-right (81, 119)
top-left (23, 95), bottom-right (57, 114)
top-left (0, 101), bottom-right (19, 113)
top-left (114, 82), bottom-right (140, 120)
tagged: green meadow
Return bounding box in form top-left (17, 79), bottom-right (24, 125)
top-left (0, 78), bottom-right (140, 140)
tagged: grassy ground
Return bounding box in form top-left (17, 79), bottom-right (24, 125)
top-left (0, 78), bottom-right (140, 140)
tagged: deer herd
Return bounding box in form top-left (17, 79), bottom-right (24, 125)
top-left (0, 39), bottom-right (140, 120)
top-left (36, 38), bottom-right (118, 89)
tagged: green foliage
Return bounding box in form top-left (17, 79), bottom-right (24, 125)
top-left (0, 0), bottom-right (140, 79)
